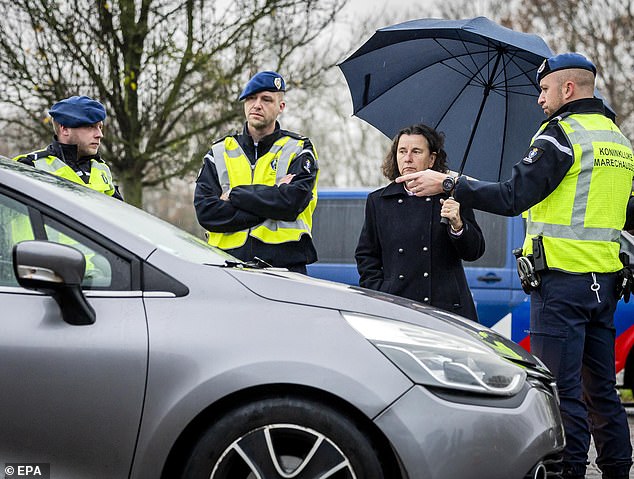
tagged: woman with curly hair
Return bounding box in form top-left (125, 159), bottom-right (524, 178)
top-left (355, 123), bottom-right (485, 321)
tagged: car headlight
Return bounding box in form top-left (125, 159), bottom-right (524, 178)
top-left (343, 312), bottom-right (526, 396)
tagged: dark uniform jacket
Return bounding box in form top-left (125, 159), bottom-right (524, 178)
top-left (17, 137), bottom-right (123, 201)
top-left (355, 182), bottom-right (485, 321)
top-left (194, 122), bottom-right (318, 269)
top-left (453, 98), bottom-right (605, 216)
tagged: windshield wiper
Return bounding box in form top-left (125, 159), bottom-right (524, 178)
top-left (223, 256), bottom-right (273, 269)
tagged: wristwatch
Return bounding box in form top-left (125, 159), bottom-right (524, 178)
top-left (442, 176), bottom-right (456, 195)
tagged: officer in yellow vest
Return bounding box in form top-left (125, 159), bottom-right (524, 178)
top-left (397, 53), bottom-right (633, 479)
top-left (194, 71), bottom-right (318, 274)
top-left (14, 95), bottom-right (122, 200)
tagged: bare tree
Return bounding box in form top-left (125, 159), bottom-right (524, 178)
top-left (292, 3), bottom-right (443, 189)
top-left (515, 0), bottom-right (634, 135)
top-left (0, 0), bottom-right (347, 206)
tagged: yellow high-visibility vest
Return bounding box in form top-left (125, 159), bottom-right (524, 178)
top-left (206, 135), bottom-right (318, 250)
top-left (523, 113), bottom-right (634, 273)
top-left (14, 152), bottom-right (116, 196)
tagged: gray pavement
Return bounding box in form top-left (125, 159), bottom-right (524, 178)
top-left (585, 408), bottom-right (634, 478)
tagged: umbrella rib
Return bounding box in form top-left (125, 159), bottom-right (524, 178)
top-left (434, 57), bottom-right (492, 129)
top-left (355, 35), bottom-right (529, 114)
top-left (484, 48), bottom-right (542, 95)
top-left (502, 49), bottom-right (543, 92)
top-left (352, 47), bottom-right (491, 116)
top-left (436, 36), bottom-right (541, 96)
top-left (435, 36), bottom-right (487, 86)
top-left (452, 31), bottom-right (511, 90)
top-left (438, 58), bottom-right (486, 87)
top-left (430, 35), bottom-right (503, 129)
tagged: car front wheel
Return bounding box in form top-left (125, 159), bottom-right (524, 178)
top-left (180, 396), bottom-right (385, 479)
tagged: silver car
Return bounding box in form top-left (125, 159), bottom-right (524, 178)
top-left (0, 157), bottom-right (564, 479)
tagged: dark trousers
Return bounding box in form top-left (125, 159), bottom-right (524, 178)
top-left (530, 270), bottom-right (632, 478)
top-left (286, 263), bottom-right (307, 275)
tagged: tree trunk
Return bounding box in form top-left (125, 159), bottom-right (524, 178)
top-left (120, 175), bottom-right (143, 208)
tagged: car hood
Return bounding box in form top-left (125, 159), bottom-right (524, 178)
top-left (224, 267), bottom-right (543, 370)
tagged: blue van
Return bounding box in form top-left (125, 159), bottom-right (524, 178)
top-left (307, 188), bottom-right (634, 389)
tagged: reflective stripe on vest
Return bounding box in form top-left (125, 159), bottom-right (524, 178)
top-left (30, 155), bottom-right (116, 196)
top-left (523, 114), bottom-right (634, 273)
top-left (206, 136), bottom-right (318, 250)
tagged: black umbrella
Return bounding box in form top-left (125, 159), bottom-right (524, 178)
top-left (339, 16), bottom-right (554, 182)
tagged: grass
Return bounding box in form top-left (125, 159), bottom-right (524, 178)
top-left (619, 388), bottom-right (633, 403)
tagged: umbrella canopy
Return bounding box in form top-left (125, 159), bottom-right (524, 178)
top-left (339, 16), bottom-right (554, 182)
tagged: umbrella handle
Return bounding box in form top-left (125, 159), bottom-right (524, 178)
top-left (440, 196), bottom-right (453, 225)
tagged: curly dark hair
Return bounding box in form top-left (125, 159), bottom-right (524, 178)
top-left (381, 124), bottom-right (449, 181)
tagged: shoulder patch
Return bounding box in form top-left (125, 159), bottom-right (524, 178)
top-left (522, 146), bottom-right (544, 165)
top-left (303, 156), bottom-right (313, 174)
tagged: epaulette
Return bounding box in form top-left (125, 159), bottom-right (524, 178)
top-left (211, 132), bottom-right (239, 146)
top-left (280, 130), bottom-right (305, 141)
top-left (27, 149), bottom-right (50, 160)
top-left (14, 149), bottom-right (50, 163)
top-left (550, 112), bottom-right (573, 125)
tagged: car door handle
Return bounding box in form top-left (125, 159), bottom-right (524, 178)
top-left (477, 273), bottom-right (503, 283)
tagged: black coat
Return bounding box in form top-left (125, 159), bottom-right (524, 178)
top-left (355, 182), bottom-right (485, 321)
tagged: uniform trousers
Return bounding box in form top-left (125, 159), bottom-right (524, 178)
top-left (530, 270), bottom-right (632, 478)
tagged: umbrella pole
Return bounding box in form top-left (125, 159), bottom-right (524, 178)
top-left (458, 50), bottom-right (504, 175)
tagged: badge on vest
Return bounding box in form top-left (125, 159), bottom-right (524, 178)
top-left (270, 159), bottom-right (278, 171)
top-left (303, 157), bottom-right (313, 173)
top-left (522, 147), bottom-right (544, 164)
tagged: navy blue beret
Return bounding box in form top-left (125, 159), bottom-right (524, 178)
top-left (239, 71), bottom-right (286, 101)
top-left (48, 96), bottom-right (107, 127)
top-left (537, 52), bottom-right (596, 83)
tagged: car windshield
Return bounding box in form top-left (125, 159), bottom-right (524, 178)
top-left (126, 207), bottom-right (237, 265)
top-left (1, 157), bottom-right (235, 265)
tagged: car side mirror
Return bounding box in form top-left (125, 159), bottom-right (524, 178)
top-left (13, 240), bottom-right (96, 325)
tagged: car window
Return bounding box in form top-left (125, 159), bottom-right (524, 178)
top-left (2, 159), bottom-right (231, 266)
top-left (0, 190), bottom-right (131, 290)
top-left (311, 198), bottom-right (367, 263)
top-left (467, 211), bottom-right (507, 268)
top-left (0, 193), bottom-right (34, 286)
top-left (42, 215), bottom-right (131, 290)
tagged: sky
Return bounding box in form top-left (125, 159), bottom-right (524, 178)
top-left (336, 0), bottom-right (441, 54)
top-left (345, 0), bottom-right (437, 16)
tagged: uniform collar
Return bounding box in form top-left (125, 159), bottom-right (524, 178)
top-left (241, 121), bottom-right (283, 158)
top-left (543, 97), bottom-right (607, 123)
top-left (48, 137), bottom-right (100, 170)
top-left (380, 181), bottom-right (408, 197)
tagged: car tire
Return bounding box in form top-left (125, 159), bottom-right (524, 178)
top-left (180, 396), bottom-right (385, 479)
